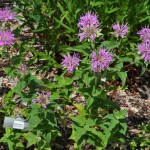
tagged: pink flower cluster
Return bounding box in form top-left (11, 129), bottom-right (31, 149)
top-left (62, 49), bottom-right (113, 73)
top-left (62, 53), bottom-right (80, 72)
top-left (137, 27), bottom-right (150, 42)
top-left (0, 30), bottom-right (15, 46)
top-left (137, 27), bottom-right (150, 62)
top-left (0, 7), bottom-right (16, 46)
top-left (91, 48), bottom-right (113, 72)
top-left (78, 12), bottom-right (100, 41)
top-left (0, 7), bottom-right (16, 21)
top-left (32, 91), bottom-right (51, 109)
top-left (112, 23), bottom-right (129, 38)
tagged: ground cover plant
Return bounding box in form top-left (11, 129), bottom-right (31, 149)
top-left (0, 0), bottom-right (150, 149)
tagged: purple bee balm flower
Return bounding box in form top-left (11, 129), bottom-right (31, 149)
top-left (0, 30), bottom-right (15, 46)
top-left (78, 12), bottom-right (100, 41)
top-left (18, 64), bottom-right (28, 76)
top-left (0, 7), bottom-right (16, 21)
top-left (138, 42), bottom-right (150, 62)
top-left (91, 48), bottom-right (113, 72)
top-left (137, 27), bottom-right (150, 42)
top-left (112, 23), bottom-right (129, 38)
top-left (32, 91), bottom-right (50, 109)
top-left (62, 53), bottom-right (80, 72)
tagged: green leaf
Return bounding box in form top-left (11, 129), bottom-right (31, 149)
top-left (117, 72), bottom-right (127, 87)
top-left (115, 62), bottom-right (123, 70)
top-left (90, 1), bottom-right (104, 7)
top-left (11, 55), bottom-right (23, 66)
top-left (14, 81), bottom-right (26, 94)
top-left (55, 75), bottom-right (73, 87)
top-left (107, 7), bottom-right (119, 13)
top-left (16, 142), bottom-right (24, 148)
top-left (0, 137), bottom-right (14, 150)
top-left (23, 132), bottom-right (37, 147)
top-left (85, 118), bottom-right (96, 127)
top-left (71, 116), bottom-right (86, 126)
top-left (100, 41), bottom-right (120, 50)
top-left (121, 57), bottom-right (133, 63)
top-left (54, 17), bottom-right (75, 33)
top-left (139, 16), bottom-right (150, 23)
top-left (3, 67), bottom-right (16, 77)
top-left (74, 104), bottom-right (87, 116)
top-left (70, 125), bottom-right (86, 142)
top-left (50, 91), bottom-right (61, 101)
top-left (113, 109), bottom-right (127, 120)
top-left (33, 27), bottom-right (46, 33)
top-left (73, 69), bottom-right (82, 80)
top-left (29, 115), bottom-right (41, 128)
top-left (83, 73), bottom-right (95, 86)
top-left (60, 44), bottom-right (90, 55)
top-left (86, 96), bottom-right (94, 109)
top-left (29, 48), bottom-right (58, 65)
top-left (120, 122), bottom-right (127, 134)
top-left (3, 89), bottom-right (14, 102)
top-left (45, 132), bottom-right (51, 144)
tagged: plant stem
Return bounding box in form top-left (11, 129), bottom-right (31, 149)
top-left (95, 71), bottom-right (101, 88)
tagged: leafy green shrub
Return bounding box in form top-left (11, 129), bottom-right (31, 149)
top-left (0, 0), bottom-right (150, 149)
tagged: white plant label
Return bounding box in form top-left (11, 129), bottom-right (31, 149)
top-left (13, 120), bottom-right (24, 129)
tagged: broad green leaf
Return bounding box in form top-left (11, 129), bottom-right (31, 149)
top-left (29, 115), bottom-right (41, 128)
top-left (16, 142), bottom-right (24, 148)
top-left (117, 71), bottom-right (127, 87)
top-left (23, 132), bottom-right (37, 147)
top-left (70, 125), bottom-right (86, 142)
top-left (83, 73), bottom-right (95, 86)
top-left (45, 132), bottom-right (51, 144)
top-left (71, 116), bottom-right (86, 126)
